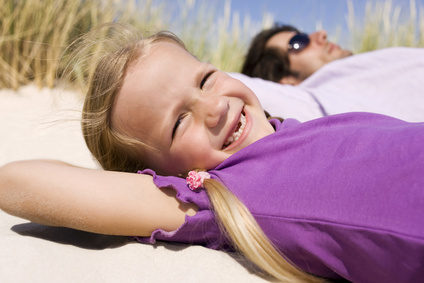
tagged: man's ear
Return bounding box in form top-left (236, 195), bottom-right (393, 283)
top-left (279, 75), bottom-right (302, 85)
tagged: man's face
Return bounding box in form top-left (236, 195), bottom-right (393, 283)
top-left (266, 30), bottom-right (352, 85)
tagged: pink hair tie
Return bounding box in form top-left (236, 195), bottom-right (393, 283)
top-left (186, 170), bottom-right (210, 191)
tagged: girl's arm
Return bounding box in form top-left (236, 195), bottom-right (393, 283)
top-left (0, 160), bottom-right (197, 236)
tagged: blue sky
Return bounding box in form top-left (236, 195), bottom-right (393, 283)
top-left (158, 0), bottom-right (424, 48)
top-left (220, 0), bottom-right (424, 45)
top-left (229, 0), bottom-right (423, 31)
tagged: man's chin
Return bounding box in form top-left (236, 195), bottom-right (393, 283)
top-left (342, 49), bottom-right (353, 58)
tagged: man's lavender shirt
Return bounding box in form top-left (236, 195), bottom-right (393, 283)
top-left (232, 47), bottom-right (424, 122)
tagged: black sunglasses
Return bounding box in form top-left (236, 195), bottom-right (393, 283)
top-left (288, 33), bottom-right (310, 53)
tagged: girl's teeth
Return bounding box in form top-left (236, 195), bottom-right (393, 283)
top-left (223, 113), bottom-right (246, 148)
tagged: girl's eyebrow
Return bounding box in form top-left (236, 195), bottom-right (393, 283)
top-left (167, 102), bottom-right (182, 147)
top-left (196, 63), bottom-right (214, 87)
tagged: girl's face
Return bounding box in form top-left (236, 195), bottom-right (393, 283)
top-left (112, 40), bottom-right (275, 175)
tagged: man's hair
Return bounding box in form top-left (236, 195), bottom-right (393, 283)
top-left (241, 24), bottom-right (300, 82)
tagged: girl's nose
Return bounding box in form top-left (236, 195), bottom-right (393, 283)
top-left (310, 30), bottom-right (327, 45)
top-left (197, 95), bottom-right (229, 128)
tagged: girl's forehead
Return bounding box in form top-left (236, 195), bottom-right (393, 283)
top-left (126, 40), bottom-right (196, 76)
top-left (148, 39), bottom-right (188, 55)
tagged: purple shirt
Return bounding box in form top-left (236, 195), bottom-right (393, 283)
top-left (137, 112), bottom-right (424, 282)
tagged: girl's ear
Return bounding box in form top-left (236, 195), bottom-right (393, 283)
top-left (279, 75), bottom-right (302, 85)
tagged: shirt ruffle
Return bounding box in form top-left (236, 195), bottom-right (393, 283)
top-left (134, 169), bottom-right (228, 250)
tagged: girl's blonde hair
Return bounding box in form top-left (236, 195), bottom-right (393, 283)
top-left (70, 23), bottom-right (323, 283)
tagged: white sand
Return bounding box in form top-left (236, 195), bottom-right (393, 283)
top-left (0, 85), bottom-right (266, 283)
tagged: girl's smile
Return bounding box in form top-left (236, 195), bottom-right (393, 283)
top-left (222, 109), bottom-right (249, 151)
top-left (112, 40), bottom-right (275, 175)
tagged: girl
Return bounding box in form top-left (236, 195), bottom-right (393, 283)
top-left (1, 24), bottom-right (423, 283)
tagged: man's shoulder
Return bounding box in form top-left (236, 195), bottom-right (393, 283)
top-left (356, 46), bottom-right (424, 59)
top-left (304, 46), bottom-right (424, 83)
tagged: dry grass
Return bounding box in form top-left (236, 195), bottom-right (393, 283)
top-left (0, 0), bottom-right (259, 90)
top-left (0, 0), bottom-right (168, 89)
top-left (0, 0), bottom-right (423, 90)
top-left (347, 0), bottom-right (424, 52)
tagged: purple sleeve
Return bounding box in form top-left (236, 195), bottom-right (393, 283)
top-left (133, 169), bottom-right (228, 250)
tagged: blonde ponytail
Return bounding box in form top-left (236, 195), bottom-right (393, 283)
top-left (204, 179), bottom-right (325, 283)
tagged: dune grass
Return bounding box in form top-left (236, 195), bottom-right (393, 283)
top-left (0, 0), bottom-right (169, 89)
top-left (347, 0), bottom-right (424, 52)
top-left (0, 0), bottom-right (423, 90)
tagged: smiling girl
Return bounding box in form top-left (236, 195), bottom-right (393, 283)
top-left (1, 24), bottom-right (423, 283)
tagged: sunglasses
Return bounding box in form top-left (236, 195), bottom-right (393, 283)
top-left (288, 33), bottom-right (310, 53)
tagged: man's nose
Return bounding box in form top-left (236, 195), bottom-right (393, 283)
top-left (310, 30), bottom-right (328, 45)
top-left (196, 95), bottom-right (229, 128)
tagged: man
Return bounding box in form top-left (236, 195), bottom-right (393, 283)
top-left (234, 24), bottom-right (424, 122)
top-left (241, 24), bottom-right (352, 85)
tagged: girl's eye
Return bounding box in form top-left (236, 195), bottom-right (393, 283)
top-left (200, 71), bottom-right (213, 89)
top-left (172, 115), bottom-right (185, 139)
